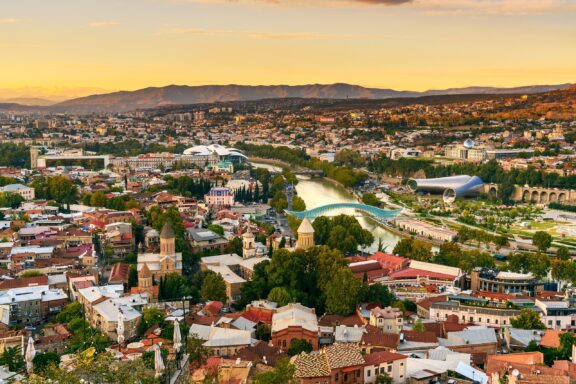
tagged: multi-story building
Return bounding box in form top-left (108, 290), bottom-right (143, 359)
top-left (363, 351), bottom-right (407, 384)
top-left (0, 184), bottom-right (35, 200)
top-left (292, 343), bottom-right (366, 384)
top-left (186, 228), bottom-right (228, 254)
top-left (0, 285), bottom-right (67, 326)
top-left (271, 303), bottom-right (319, 351)
top-left (534, 299), bottom-right (576, 331)
top-left (204, 187), bottom-right (235, 207)
top-left (430, 295), bottom-right (529, 328)
top-left (470, 268), bottom-right (543, 296)
top-left (200, 252), bottom-right (270, 302)
top-left (369, 307), bottom-right (403, 333)
top-left (391, 218), bottom-right (457, 242)
top-left (188, 324), bottom-right (251, 357)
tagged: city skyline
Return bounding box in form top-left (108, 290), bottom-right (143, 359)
top-left (1, 0), bottom-right (575, 100)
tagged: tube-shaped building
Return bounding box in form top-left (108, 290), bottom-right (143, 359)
top-left (408, 175), bottom-right (484, 203)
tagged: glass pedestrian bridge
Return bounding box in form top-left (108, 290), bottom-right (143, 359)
top-left (285, 203), bottom-right (402, 220)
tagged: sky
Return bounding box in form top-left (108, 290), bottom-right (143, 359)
top-left (1, 0), bottom-right (575, 100)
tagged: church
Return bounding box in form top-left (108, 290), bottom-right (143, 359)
top-left (267, 217), bottom-right (315, 252)
top-left (136, 221), bottom-right (183, 281)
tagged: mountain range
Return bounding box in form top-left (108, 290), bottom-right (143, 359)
top-left (1, 83), bottom-right (573, 113)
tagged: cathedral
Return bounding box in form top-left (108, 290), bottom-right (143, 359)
top-left (137, 222), bottom-right (183, 281)
top-left (296, 218), bottom-right (315, 250)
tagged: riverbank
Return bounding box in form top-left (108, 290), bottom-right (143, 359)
top-left (248, 157), bottom-right (293, 170)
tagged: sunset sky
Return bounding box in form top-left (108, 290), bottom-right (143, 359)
top-left (1, 0), bottom-right (575, 100)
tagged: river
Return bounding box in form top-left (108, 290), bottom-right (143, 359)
top-left (251, 162), bottom-right (402, 253)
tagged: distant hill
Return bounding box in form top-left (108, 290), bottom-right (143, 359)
top-left (0, 98), bottom-right (55, 106)
top-left (51, 83), bottom-right (573, 113)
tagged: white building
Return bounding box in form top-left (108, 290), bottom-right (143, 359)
top-left (0, 184), bottom-right (35, 200)
top-left (189, 324), bottom-right (251, 357)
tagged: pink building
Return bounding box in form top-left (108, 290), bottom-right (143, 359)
top-left (204, 187), bottom-right (235, 207)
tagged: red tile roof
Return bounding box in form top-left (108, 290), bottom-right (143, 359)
top-left (389, 268), bottom-right (455, 280)
top-left (204, 301), bottom-right (224, 317)
top-left (0, 276), bottom-right (48, 289)
top-left (402, 330), bottom-right (437, 343)
top-left (369, 252), bottom-right (408, 271)
top-left (241, 307), bottom-right (274, 325)
top-left (364, 351), bottom-right (407, 365)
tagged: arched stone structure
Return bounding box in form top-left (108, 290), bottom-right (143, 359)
top-left (531, 191), bottom-right (539, 202)
top-left (522, 190), bottom-right (530, 202)
top-left (549, 192), bottom-right (557, 203)
top-left (540, 191), bottom-right (548, 204)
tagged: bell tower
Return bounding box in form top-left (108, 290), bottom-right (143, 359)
top-left (160, 222), bottom-right (175, 256)
top-left (242, 231), bottom-right (255, 259)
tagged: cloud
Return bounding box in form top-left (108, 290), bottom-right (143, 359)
top-left (417, 0), bottom-right (576, 15)
top-left (88, 21), bottom-right (120, 28)
top-left (179, 0), bottom-right (576, 14)
top-left (0, 18), bottom-right (19, 24)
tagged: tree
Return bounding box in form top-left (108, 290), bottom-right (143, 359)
top-left (287, 339), bottom-right (313, 356)
top-left (413, 319), bottom-right (425, 332)
top-left (139, 307), bottom-right (166, 334)
top-left (360, 284), bottom-right (394, 308)
top-left (392, 238), bottom-right (432, 262)
top-left (556, 246), bottom-right (570, 260)
top-left (188, 333), bottom-right (211, 368)
top-left (21, 270), bottom-right (42, 278)
top-left (57, 302), bottom-right (83, 324)
top-left (159, 273), bottom-right (194, 301)
top-left (291, 196), bottom-right (307, 212)
top-left (0, 346), bottom-right (25, 372)
top-left (27, 351), bottom-right (159, 384)
top-left (510, 308), bottom-right (546, 330)
top-left (32, 352), bottom-right (61, 374)
top-left (47, 175), bottom-right (78, 205)
top-left (0, 192), bottom-right (24, 208)
top-left (128, 264), bottom-right (138, 289)
top-left (201, 271), bottom-right (227, 303)
top-left (533, 231), bottom-right (552, 252)
top-left (267, 287), bottom-right (292, 307)
top-left (90, 191), bottom-right (108, 207)
top-left (361, 192), bottom-right (380, 207)
top-left (271, 191), bottom-right (288, 212)
top-left (256, 324), bottom-right (271, 341)
top-left (207, 224), bottom-right (224, 236)
top-left (325, 269), bottom-right (361, 316)
top-left (376, 373), bottom-right (394, 384)
top-left (254, 358), bottom-right (295, 384)
top-left (225, 236), bottom-right (243, 257)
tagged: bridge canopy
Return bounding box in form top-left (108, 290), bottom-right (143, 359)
top-left (285, 203), bottom-right (402, 220)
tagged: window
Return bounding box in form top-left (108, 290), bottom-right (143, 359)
top-left (495, 319), bottom-right (499, 324)
top-left (548, 320), bottom-right (553, 326)
top-left (356, 370), bottom-right (360, 377)
top-left (335, 373), bottom-right (339, 381)
top-left (367, 370), bottom-right (371, 377)
top-left (503, 320), bottom-right (507, 325)
top-left (380, 367), bottom-right (384, 374)
top-left (388, 365), bottom-right (392, 373)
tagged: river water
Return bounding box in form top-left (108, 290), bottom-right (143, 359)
top-left (251, 162), bottom-right (402, 253)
